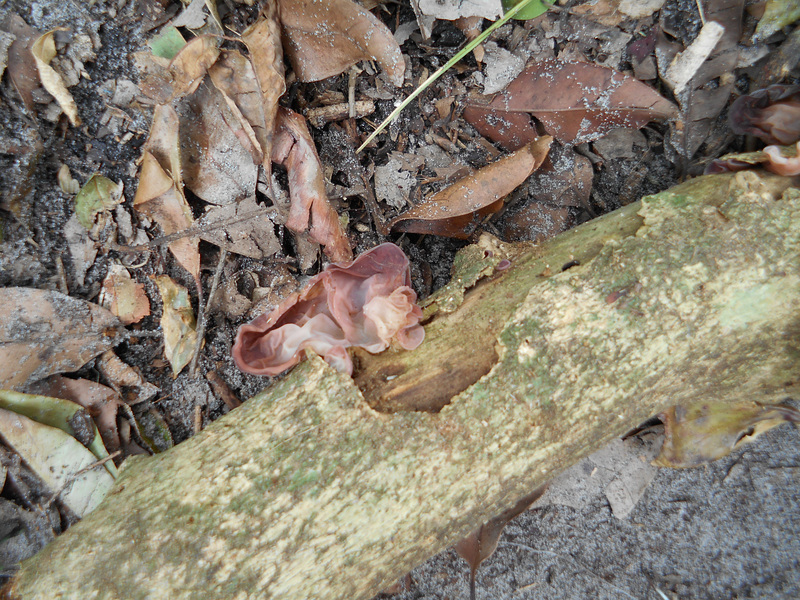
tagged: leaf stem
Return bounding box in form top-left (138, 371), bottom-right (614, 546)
top-left (356, 0), bottom-right (544, 153)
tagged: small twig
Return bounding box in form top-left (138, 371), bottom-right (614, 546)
top-left (111, 207), bottom-right (279, 254)
top-left (189, 248), bottom-right (228, 375)
top-left (44, 451), bottom-right (122, 509)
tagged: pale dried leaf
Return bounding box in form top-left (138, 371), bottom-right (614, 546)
top-left (278, 0), bottom-right (405, 87)
top-left (99, 264), bottom-right (151, 325)
top-left (31, 29), bottom-right (80, 126)
top-left (58, 165), bottom-right (79, 194)
top-left (154, 276), bottom-right (198, 377)
top-left (0, 288), bottom-right (121, 390)
top-left (167, 34), bottom-right (220, 100)
top-left (199, 196), bottom-right (280, 259)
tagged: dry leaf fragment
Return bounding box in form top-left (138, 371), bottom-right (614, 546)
top-left (0, 288), bottom-right (122, 390)
top-left (167, 34), bottom-right (220, 100)
top-left (466, 59), bottom-right (677, 145)
top-left (154, 276), bottom-right (198, 377)
top-left (99, 264), bottom-right (151, 325)
top-left (240, 6), bottom-right (285, 176)
top-left (134, 104), bottom-right (200, 285)
top-left (278, 0), bottom-right (405, 87)
top-left (31, 29), bottom-right (80, 126)
top-left (390, 137), bottom-right (551, 239)
top-left (74, 174), bottom-right (124, 230)
top-left (3, 14), bottom-right (40, 114)
top-left (272, 107), bottom-right (352, 261)
top-left (455, 484), bottom-right (548, 600)
top-left (199, 196), bottom-right (280, 259)
top-left (97, 350), bottom-right (159, 405)
top-left (58, 165), bottom-right (79, 194)
top-left (655, 401), bottom-right (800, 468)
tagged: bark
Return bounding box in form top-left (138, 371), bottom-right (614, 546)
top-left (7, 171), bottom-right (800, 600)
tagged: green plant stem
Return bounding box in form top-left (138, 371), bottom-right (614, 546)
top-left (356, 0), bottom-right (542, 153)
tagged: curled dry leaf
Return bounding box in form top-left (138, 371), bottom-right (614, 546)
top-left (58, 165), bottom-right (79, 194)
top-left (278, 0), bottom-right (405, 87)
top-left (655, 401), bottom-right (800, 468)
top-left (31, 29), bottom-right (80, 126)
top-left (455, 484), bottom-right (548, 600)
top-left (134, 104), bottom-right (200, 285)
top-left (0, 408), bottom-right (114, 518)
top-left (390, 136), bottom-right (552, 239)
top-left (97, 350), bottom-right (159, 405)
top-left (167, 34), bottom-right (220, 100)
top-left (74, 174), bottom-right (124, 230)
top-left (233, 243), bottom-right (424, 377)
top-left (464, 59), bottom-right (676, 145)
top-left (99, 264), bottom-right (151, 325)
top-left (0, 288), bottom-right (122, 390)
top-left (272, 107), bottom-right (352, 261)
top-left (239, 5), bottom-right (285, 175)
top-left (154, 276), bottom-right (198, 377)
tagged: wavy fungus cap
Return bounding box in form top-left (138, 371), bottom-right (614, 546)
top-left (232, 243), bottom-right (424, 376)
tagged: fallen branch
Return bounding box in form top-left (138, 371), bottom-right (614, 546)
top-left (7, 171), bottom-right (800, 599)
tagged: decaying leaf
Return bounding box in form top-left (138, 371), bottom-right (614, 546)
top-left (465, 60), bottom-right (676, 145)
top-left (0, 288), bottom-right (122, 390)
top-left (58, 165), bottom-right (80, 195)
top-left (166, 34), bottom-right (220, 100)
top-left (455, 484), bottom-right (548, 600)
top-left (240, 6), bottom-right (284, 175)
top-left (272, 107), bottom-right (352, 261)
top-left (31, 29), bottom-right (80, 126)
top-left (134, 104), bottom-right (200, 284)
top-left (148, 25), bottom-right (186, 60)
top-left (154, 275), bottom-right (198, 377)
top-left (74, 174), bottom-right (124, 230)
top-left (2, 14), bottom-right (40, 114)
top-left (178, 79), bottom-right (259, 205)
top-left (278, 0), bottom-right (405, 87)
top-left (0, 408), bottom-right (114, 518)
top-left (655, 401), bottom-right (800, 468)
top-left (390, 137), bottom-right (551, 238)
top-left (99, 264), bottom-right (151, 325)
top-left (199, 196), bottom-right (280, 259)
top-left (754, 0), bottom-right (800, 41)
top-left (0, 389), bottom-right (117, 478)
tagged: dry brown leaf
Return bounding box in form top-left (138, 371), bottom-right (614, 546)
top-left (154, 276), bottom-right (198, 377)
top-left (99, 264), bottom-right (151, 325)
top-left (199, 196), bottom-right (280, 259)
top-left (2, 14), bottom-right (40, 114)
top-left (278, 0), bottom-right (404, 86)
top-left (390, 137), bottom-right (552, 239)
top-left (178, 79), bottom-right (259, 205)
top-left (240, 6), bottom-right (285, 176)
top-left (134, 104), bottom-right (200, 284)
top-left (167, 34), bottom-right (220, 100)
top-left (455, 484), bottom-right (548, 599)
top-left (465, 59), bottom-right (677, 145)
top-left (272, 107), bottom-right (352, 262)
top-left (97, 350), bottom-right (159, 405)
top-left (0, 288), bottom-right (122, 390)
top-left (31, 29), bottom-right (80, 126)
top-left (655, 401), bottom-right (800, 468)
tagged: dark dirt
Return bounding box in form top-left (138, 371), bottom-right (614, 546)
top-left (0, 0), bottom-right (798, 597)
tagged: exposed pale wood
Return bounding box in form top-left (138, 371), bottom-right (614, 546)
top-left (7, 171), bottom-right (800, 600)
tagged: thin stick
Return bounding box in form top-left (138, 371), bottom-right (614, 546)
top-left (356, 0), bottom-right (543, 153)
top-left (189, 248), bottom-right (228, 376)
top-left (45, 451), bottom-right (122, 509)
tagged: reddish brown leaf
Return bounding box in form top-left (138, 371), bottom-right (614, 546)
top-left (390, 137), bottom-right (551, 239)
top-left (278, 0), bottom-right (404, 87)
top-left (455, 484), bottom-right (548, 600)
top-left (465, 59), bottom-right (676, 145)
top-left (272, 107), bottom-right (352, 262)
